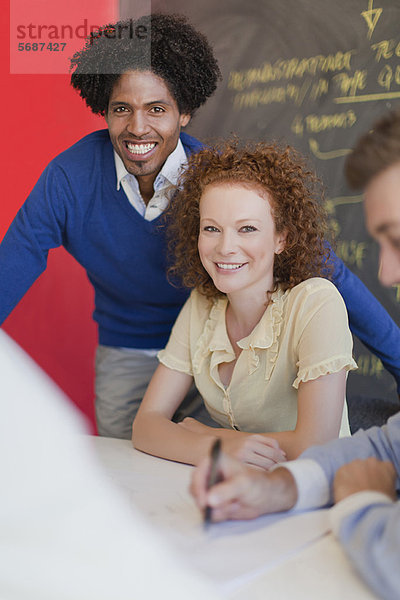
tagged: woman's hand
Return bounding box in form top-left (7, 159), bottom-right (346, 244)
top-left (222, 434), bottom-right (286, 470)
top-left (178, 419), bottom-right (286, 470)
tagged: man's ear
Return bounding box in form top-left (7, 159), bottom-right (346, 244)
top-left (180, 114), bottom-right (191, 128)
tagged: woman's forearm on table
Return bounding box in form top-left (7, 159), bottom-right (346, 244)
top-left (132, 413), bottom-right (217, 466)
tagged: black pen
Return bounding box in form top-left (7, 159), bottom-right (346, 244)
top-left (204, 437), bottom-right (222, 527)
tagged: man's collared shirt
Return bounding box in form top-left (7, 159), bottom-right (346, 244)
top-left (113, 138), bottom-right (187, 353)
top-left (114, 138), bottom-right (187, 222)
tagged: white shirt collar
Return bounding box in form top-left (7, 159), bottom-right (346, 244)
top-left (114, 138), bottom-right (187, 192)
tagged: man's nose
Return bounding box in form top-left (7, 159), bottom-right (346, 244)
top-left (378, 246), bottom-right (400, 287)
top-left (126, 111), bottom-right (150, 137)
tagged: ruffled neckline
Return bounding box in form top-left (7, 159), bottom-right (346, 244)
top-left (192, 287), bottom-right (288, 379)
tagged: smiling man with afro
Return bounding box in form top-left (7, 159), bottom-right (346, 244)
top-left (0, 13), bottom-right (220, 439)
top-left (70, 14), bottom-right (219, 117)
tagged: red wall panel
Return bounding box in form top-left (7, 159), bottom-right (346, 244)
top-left (2, 1), bottom-right (119, 430)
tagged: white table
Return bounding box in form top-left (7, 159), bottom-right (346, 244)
top-left (90, 436), bottom-right (378, 599)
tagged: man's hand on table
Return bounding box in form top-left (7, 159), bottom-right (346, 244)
top-left (333, 457), bottom-right (397, 503)
top-left (190, 452), bottom-right (298, 522)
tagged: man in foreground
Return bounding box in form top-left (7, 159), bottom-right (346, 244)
top-left (191, 109), bottom-right (400, 600)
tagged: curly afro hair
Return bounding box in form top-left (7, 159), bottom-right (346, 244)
top-left (165, 139), bottom-right (332, 298)
top-left (70, 13), bottom-right (221, 116)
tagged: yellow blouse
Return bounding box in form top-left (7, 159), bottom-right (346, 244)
top-left (158, 278), bottom-right (357, 436)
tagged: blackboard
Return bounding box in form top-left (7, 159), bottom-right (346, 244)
top-left (122, 0), bottom-right (400, 416)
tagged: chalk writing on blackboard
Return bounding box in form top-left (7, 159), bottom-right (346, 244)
top-left (362, 0), bottom-right (383, 40)
top-left (228, 52), bottom-right (353, 90)
top-left (355, 354), bottom-right (384, 378)
top-left (324, 196), bottom-right (363, 246)
top-left (291, 112), bottom-right (356, 137)
top-left (308, 139), bottom-right (351, 160)
top-left (335, 241), bottom-right (367, 270)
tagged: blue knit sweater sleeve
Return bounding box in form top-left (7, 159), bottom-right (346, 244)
top-left (329, 245), bottom-right (400, 393)
top-left (0, 162), bottom-right (67, 323)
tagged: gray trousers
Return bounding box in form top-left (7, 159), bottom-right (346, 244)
top-left (95, 345), bottom-right (217, 439)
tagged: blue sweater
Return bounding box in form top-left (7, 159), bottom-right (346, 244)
top-left (0, 130), bottom-right (201, 348)
top-left (1, 129), bottom-right (400, 388)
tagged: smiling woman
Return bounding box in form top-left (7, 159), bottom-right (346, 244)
top-left (197, 184), bottom-right (285, 299)
top-left (132, 140), bottom-right (357, 467)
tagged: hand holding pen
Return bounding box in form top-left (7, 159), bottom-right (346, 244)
top-left (190, 443), bottom-right (297, 523)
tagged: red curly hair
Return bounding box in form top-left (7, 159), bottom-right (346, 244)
top-left (165, 139), bottom-right (332, 298)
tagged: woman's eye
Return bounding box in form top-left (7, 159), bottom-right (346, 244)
top-left (203, 226), bottom-right (219, 232)
top-left (240, 225), bottom-right (257, 232)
